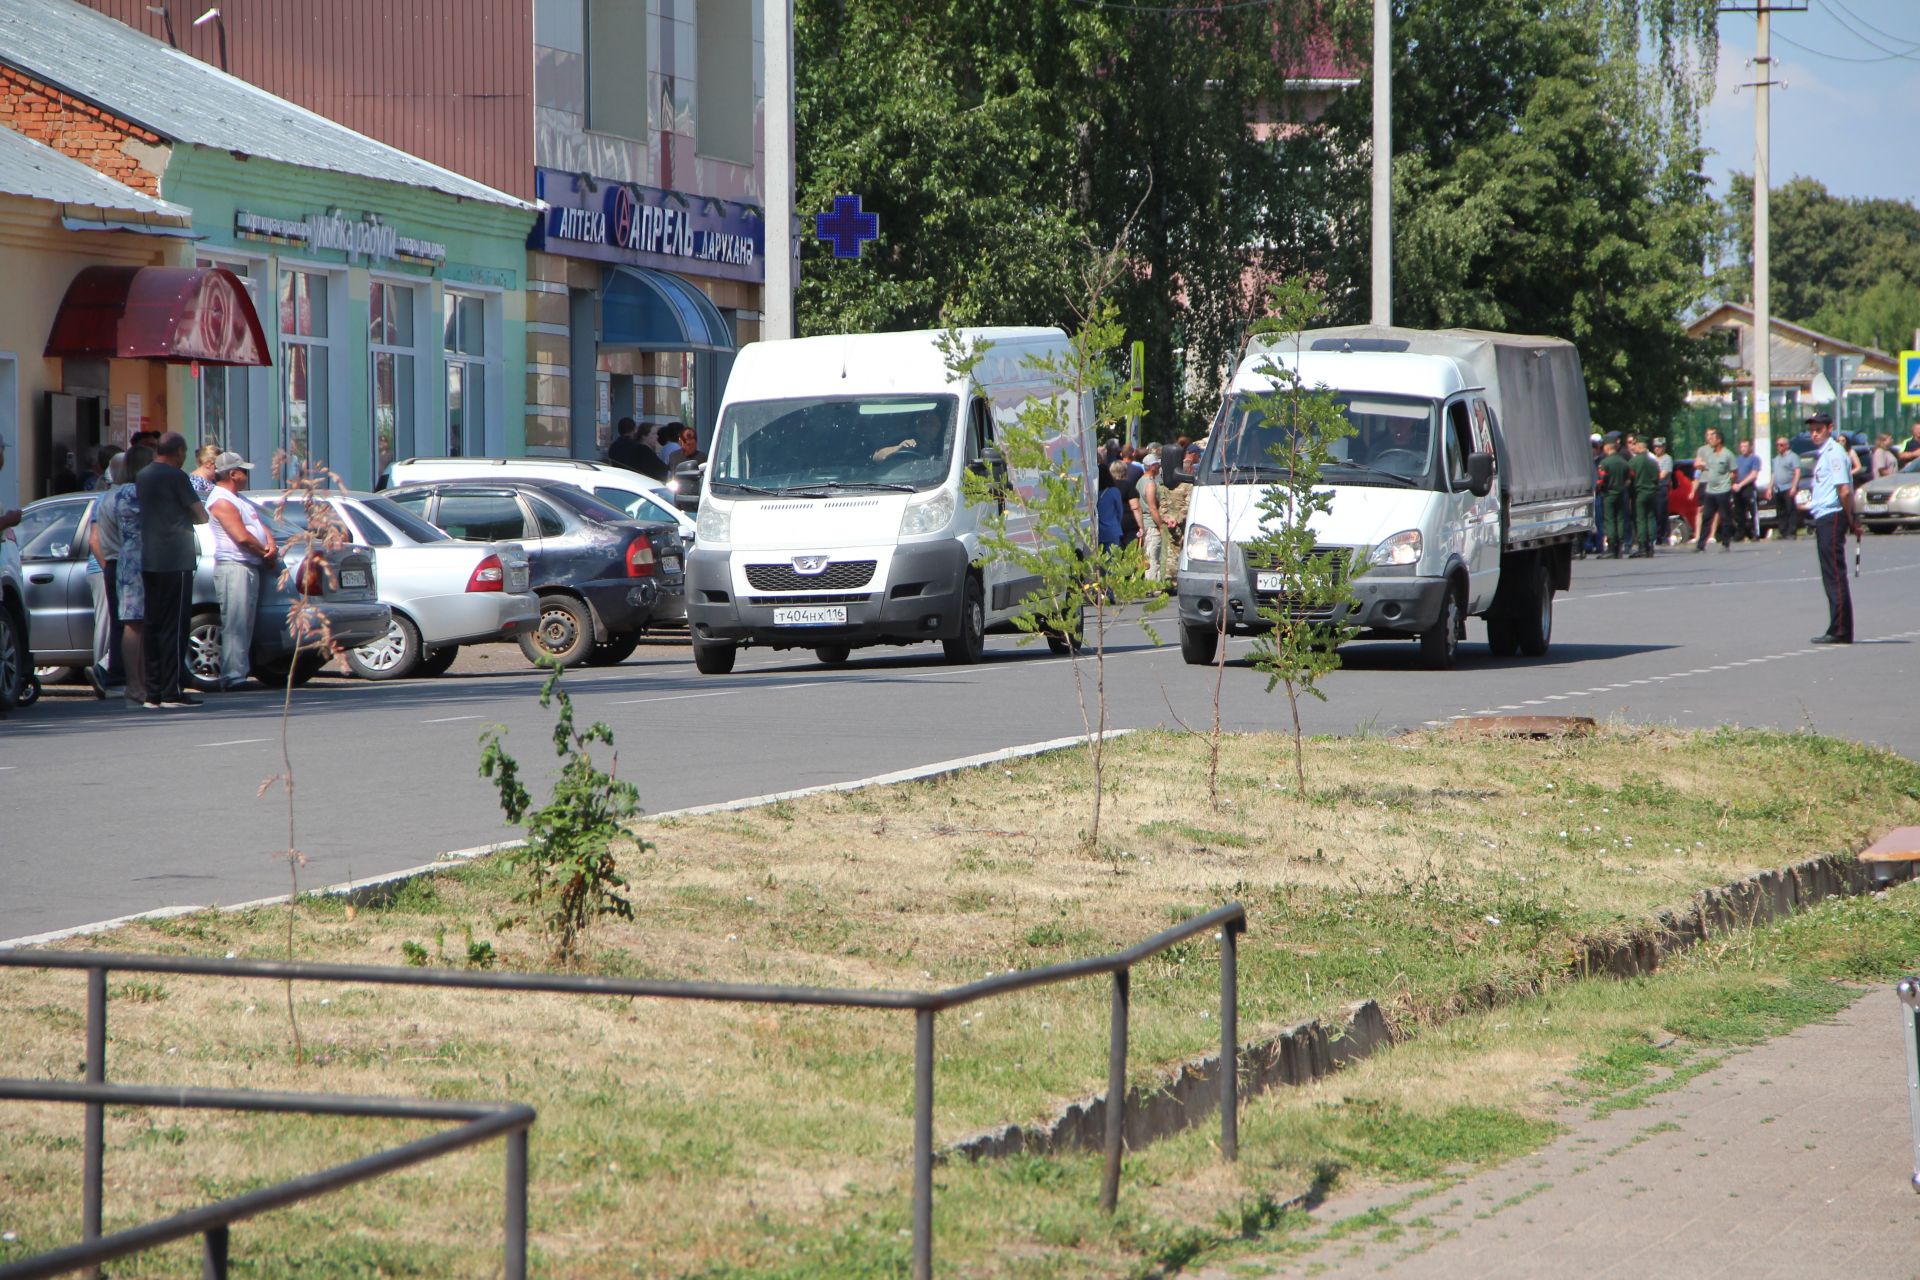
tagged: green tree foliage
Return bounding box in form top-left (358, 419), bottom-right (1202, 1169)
top-left (796, 0), bottom-right (1304, 431)
top-left (1294, 0), bottom-right (1721, 435)
top-left (1240, 282), bottom-right (1362, 796)
top-left (479, 665), bottom-right (644, 964)
top-left (1717, 176), bottom-right (1920, 353)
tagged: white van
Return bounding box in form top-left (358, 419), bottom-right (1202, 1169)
top-left (685, 327), bottom-right (1092, 674)
top-left (385, 456), bottom-right (697, 544)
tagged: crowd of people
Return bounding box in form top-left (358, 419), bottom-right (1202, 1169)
top-left (1095, 436), bottom-right (1198, 584)
top-left (605, 417), bottom-right (701, 480)
top-left (80, 432), bottom-right (276, 708)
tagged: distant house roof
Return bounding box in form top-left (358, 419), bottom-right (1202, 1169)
top-left (1284, 36), bottom-right (1360, 85)
top-left (0, 0), bottom-right (531, 211)
top-left (0, 119), bottom-right (187, 220)
top-left (1685, 301), bottom-right (1896, 390)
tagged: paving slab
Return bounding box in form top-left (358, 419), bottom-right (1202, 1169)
top-left (1200, 986), bottom-right (1920, 1279)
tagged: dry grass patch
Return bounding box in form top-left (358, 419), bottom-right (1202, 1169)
top-left (0, 724), bottom-right (1915, 1276)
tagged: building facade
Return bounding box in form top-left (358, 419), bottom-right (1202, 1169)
top-left (76, 0), bottom-right (769, 463)
top-left (1, 0), bottom-right (535, 492)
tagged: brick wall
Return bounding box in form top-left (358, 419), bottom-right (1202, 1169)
top-left (0, 66), bottom-right (165, 194)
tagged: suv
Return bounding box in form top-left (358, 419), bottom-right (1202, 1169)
top-left (382, 478), bottom-right (685, 666)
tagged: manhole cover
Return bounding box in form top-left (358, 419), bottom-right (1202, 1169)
top-left (1447, 715), bottom-right (1596, 739)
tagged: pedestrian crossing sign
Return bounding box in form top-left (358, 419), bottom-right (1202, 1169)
top-left (1903, 351), bottom-right (1920, 404)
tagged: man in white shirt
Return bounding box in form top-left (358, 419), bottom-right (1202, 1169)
top-left (205, 452), bottom-right (277, 689)
top-left (1804, 413), bottom-right (1860, 644)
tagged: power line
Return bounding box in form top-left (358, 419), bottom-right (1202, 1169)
top-left (1060, 0), bottom-right (1285, 11)
top-left (1817, 0), bottom-right (1920, 50)
top-left (1775, 28), bottom-right (1920, 60)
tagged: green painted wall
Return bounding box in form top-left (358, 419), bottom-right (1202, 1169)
top-left (160, 146), bottom-right (533, 489)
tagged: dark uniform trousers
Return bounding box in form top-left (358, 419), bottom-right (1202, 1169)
top-left (1812, 512), bottom-right (1853, 641)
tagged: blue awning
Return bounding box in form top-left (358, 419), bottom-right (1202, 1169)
top-left (600, 265), bottom-right (735, 352)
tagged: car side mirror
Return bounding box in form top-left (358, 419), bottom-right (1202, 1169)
top-left (1466, 452), bottom-right (1495, 497)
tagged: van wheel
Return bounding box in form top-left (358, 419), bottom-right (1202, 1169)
top-left (1486, 617), bottom-right (1520, 658)
top-left (519, 595), bottom-right (593, 667)
top-left (814, 644), bottom-right (851, 666)
top-left (1179, 620), bottom-right (1219, 665)
top-left (693, 640), bottom-right (737, 675)
top-left (187, 609), bottom-right (225, 692)
top-left (1419, 588), bottom-right (1462, 670)
top-left (1515, 561), bottom-right (1553, 658)
top-left (942, 576), bottom-right (986, 664)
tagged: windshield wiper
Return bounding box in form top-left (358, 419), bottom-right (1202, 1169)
top-left (710, 479), bottom-right (783, 496)
top-left (1324, 462), bottom-right (1420, 488)
top-left (796, 479), bottom-right (917, 494)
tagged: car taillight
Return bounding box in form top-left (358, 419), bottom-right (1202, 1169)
top-left (466, 553), bottom-right (505, 593)
top-left (296, 556), bottom-right (327, 596)
top-left (627, 534), bottom-right (656, 577)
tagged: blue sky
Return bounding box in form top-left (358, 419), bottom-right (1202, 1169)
top-left (1701, 0), bottom-right (1920, 205)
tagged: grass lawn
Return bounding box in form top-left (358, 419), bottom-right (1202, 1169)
top-left (0, 722), bottom-right (1916, 1276)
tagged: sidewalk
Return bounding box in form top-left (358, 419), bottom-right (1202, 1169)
top-left (1200, 988), bottom-right (1920, 1280)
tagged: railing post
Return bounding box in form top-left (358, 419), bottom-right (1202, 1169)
top-left (505, 1127), bottom-right (528, 1280)
top-left (1220, 924), bottom-right (1239, 1162)
top-left (1898, 978), bottom-right (1920, 1193)
top-left (200, 1223), bottom-right (229, 1279)
top-left (912, 1008), bottom-right (935, 1280)
top-left (83, 965), bottom-right (107, 1277)
top-left (1101, 968), bottom-right (1129, 1213)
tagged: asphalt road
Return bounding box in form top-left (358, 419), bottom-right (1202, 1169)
top-left (4, 531), bottom-right (1917, 942)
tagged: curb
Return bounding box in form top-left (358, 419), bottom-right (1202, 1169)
top-left (948, 850), bottom-right (1884, 1162)
top-left (0, 733), bottom-right (1125, 951)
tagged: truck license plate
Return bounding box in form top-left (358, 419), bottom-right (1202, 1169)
top-left (773, 606), bottom-right (846, 626)
top-left (1255, 571), bottom-right (1283, 592)
top-left (340, 569), bottom-right (369, 589)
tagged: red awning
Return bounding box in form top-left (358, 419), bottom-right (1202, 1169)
top-left (45, 265), bottom-right (270, 366)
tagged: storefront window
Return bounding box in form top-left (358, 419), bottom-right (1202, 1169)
top-left (443, 290), bottom-right (489, 457)
top-left (198, 258), bottom-right (257, 456)
top-left (279, 268), bottom-right (329, 482)
top-left (370, 281), bottom-right (417, 481)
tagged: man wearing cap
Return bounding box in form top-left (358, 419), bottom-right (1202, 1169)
top-left (1137, 452), bottom-right (1173, 584)
top-left (1768, 436), bottom-right (1803, 539)
top-left (1805, 412), bottom-right (1860, 644)
top-left (205, 452), bottom-right (277, 689)
top-left (1626, 437), bottom-right (1660, 557)
top-left (1650, 438), bottom-right (1673, 543)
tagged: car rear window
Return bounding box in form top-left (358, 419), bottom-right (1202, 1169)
top-left (540, 483), bottom-right (634, 524)
top-left (361, 496), bottom-right (451, 544)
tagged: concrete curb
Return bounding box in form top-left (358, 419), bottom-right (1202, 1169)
top-left (947, 850), bottom-right (1883, 1162)
top-left (0, 733), bottom-right (1125, 951)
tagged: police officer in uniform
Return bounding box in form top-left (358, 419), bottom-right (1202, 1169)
top-left (1595, 435), bottom-right (1630, 558)
top-left (1805, 411), bottom-right (1860, 644)
top-left (1627, 437), bottom-right (1661, 557)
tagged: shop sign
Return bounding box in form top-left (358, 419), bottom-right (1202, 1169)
top-left (531, 168), bottom-right (764, 284)
top-left (235, 209), bottom-right (448, 267)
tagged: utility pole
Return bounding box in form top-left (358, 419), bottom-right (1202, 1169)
top-left (763, 0), bottom-right (796, 341)
top-left (1370, 0), bottom-right (1391, 326)
top-left (1725, 2), bottom-right (1798, 456)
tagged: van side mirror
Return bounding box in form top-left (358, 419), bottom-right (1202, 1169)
top-left (671, 460), bottom-right (703, 513)
top-left (970, 446), bottom-right (1008, 488)
top-left (1466, 451), bottom-right (1495, 498)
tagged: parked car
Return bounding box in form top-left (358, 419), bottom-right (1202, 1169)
top-left (0, 522), bottom-right (27, 711)
top-left (386, 454), bottom-right (698, 515)
top-left (263, 491), bottom-right (538, 679)
top-left (381, 478), bottom-right (685, 666)
top-left (16, 492), bottom-right (391, 692)
top-left (1857, 457), bottom-right (1920, 533)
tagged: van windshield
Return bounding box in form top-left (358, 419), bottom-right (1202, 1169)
top-left (1202, 392), bottom-right (1441, 487)
top-left (709, 395), bottom-right (959, 494)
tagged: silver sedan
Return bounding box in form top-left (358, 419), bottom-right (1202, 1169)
top-left (263, 491), bottom-right (538, 680)
top-left (1857, 458), bottom-right (1920, 534)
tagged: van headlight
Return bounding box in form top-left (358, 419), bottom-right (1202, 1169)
top-left (899, 489), bottom-right (955, 536)
top-left (1367, 529), bottom-right (1422, 572)
top-left (696, 501), bottom-right (731, 544)
top-left (1184, 523), bottom-right (1225, 564)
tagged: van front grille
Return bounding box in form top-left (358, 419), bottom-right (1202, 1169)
top-left (745, 560), bottom-right (877, 591)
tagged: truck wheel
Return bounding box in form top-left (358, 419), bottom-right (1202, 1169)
top-left (1179, 619), bottom-right (1219, 665)
top-left (1486, 617), bottom-right (1519, 658)
top-left (1516, 563), bottom-right (1553, 658)
top-left (814, 643), bottom-right (851, 665)
top-left (692, 639), bottom-right (737, 675)
top-left (1419, 588), bottom-right (1462, 670)
top-left (942, 576), bottom-right (986, 664)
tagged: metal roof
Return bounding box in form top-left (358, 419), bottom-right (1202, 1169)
top-left (0, 0), bottom-right (531, 211)
top-left (0, 121), bottom-right (187, 218)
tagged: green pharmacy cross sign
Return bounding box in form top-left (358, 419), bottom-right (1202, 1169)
top-left (816, 195), bottom-right (879, 259)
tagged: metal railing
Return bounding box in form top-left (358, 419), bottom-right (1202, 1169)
top-left (1897, 977), bottom-right (1920, 1193)
top-left (0, 1081), bottom-right (532, 1280)
top-left (0, 902), bottom-right (1246, 1278)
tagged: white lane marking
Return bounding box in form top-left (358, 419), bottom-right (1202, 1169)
top-left (422, 714), bottom-right (482, 723)
top-left (611, 691), bottom-right (730, 706)
top-left (200, 738), bottom-right (271, 748)
top-left (0, 765), bottom-right (16, 771)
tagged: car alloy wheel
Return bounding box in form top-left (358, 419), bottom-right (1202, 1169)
top-left (186, 610), bottom-right (224, 692)
top-left (0, 606), bottom-right (23, 710)
top-left (345, 614), bottom-right (423, 681)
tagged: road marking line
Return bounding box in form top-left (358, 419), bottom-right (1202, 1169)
top-left (421, 715), bottom-right (481, 723)
top-left (611, 691), bottom-right (731, 705)
top-left (199, 738), bottom-right (270, 748)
